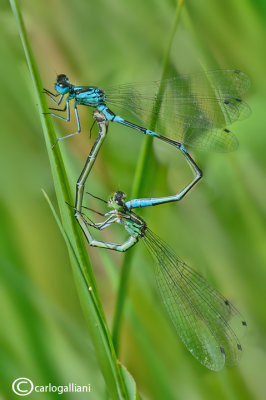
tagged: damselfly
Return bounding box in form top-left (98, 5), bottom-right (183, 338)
top-left (76, 190), bottom-right (247, 371)
top-left (44, 69), bottom-right (250, 152)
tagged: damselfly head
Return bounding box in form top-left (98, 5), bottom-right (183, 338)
top-left (108, 191), bottom-right (126, 210)
top-left (56, 74), bottom-right (69, 83)
top-left (55, 74), bottom-right (71, 94)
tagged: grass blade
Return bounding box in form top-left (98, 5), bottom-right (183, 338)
top-left (112, 0), bottom-right (185, 353)
top-left (9, 0), bottom-right (138, 397)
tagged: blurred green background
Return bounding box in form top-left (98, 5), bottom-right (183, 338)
top-left (1, 0), bottom-right (266, 398)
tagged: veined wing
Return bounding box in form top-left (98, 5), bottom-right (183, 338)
top-left (179, 126), bottom-right (239, 152)
top-left (143, 229), bottom-right (247, 371)
top-left (104, 70), bottom-right (251, 152)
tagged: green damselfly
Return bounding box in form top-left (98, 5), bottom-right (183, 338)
top-left (77, 190), bottom-right (247, 371)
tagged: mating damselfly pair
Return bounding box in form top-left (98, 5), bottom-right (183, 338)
top-left (44, 69), bottom-right (250, 370)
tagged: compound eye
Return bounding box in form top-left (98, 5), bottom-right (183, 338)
top-left (57, 74), bottom-right (69, 84)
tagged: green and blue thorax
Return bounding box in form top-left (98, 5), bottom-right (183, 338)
top-left (120, 210), bottom-right (147, 238)
top-left (107, 207), bottom-right (147, 239)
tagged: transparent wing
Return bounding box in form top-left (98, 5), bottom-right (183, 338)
top-left (143, 229), bottom-right (247, 371)
top-left (104, 70), bottom-right (251, 152)
top-left (179, 127), bottom-right (239, 152)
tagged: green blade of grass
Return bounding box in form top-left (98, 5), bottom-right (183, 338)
top-left (112, 0), bottom-right (185, 353)
top-left (43, 190), bottom-right (139, 399)
top-left (9, 0), bottom-right (138, 397)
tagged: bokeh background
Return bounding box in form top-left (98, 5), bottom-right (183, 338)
top-left (1, 0), bottom-right (266, 398)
